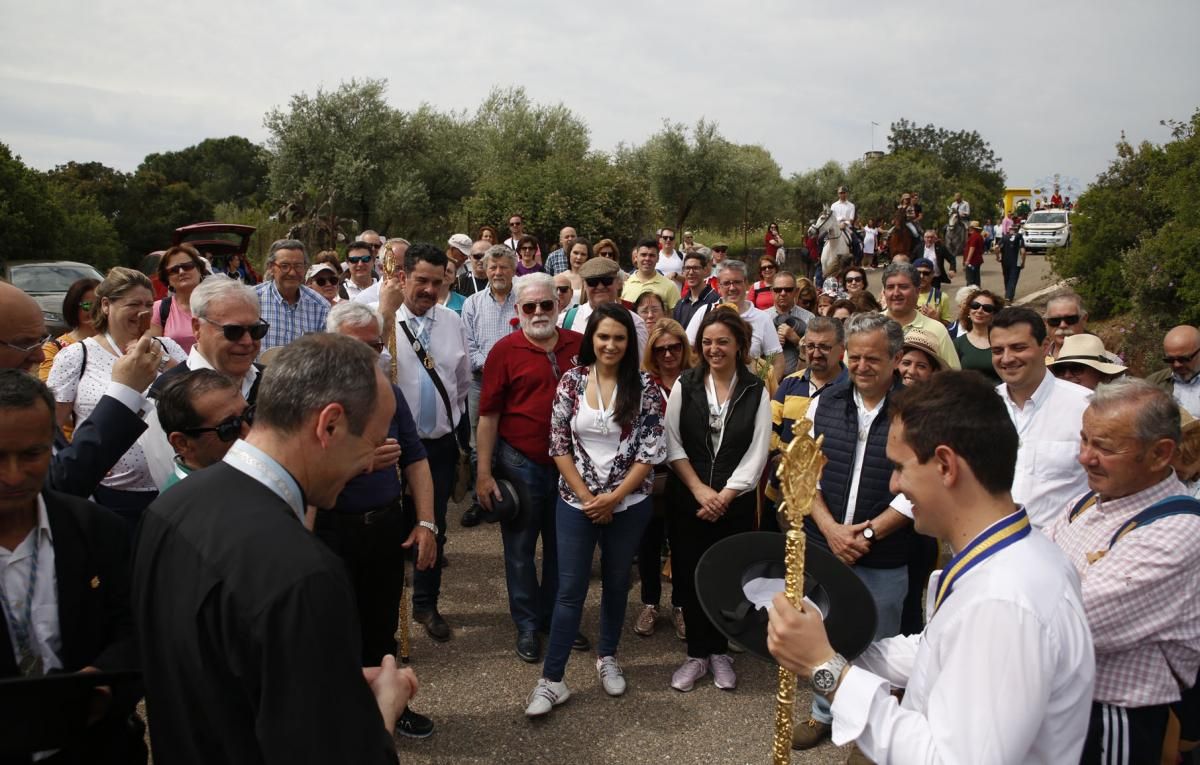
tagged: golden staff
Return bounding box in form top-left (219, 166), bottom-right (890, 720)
top-left (382, 245), bottom-right (412, 665)
top-left (771, 425), bottom-right (827, 765)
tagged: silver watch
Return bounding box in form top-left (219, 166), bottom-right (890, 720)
top-left (417, 520), bottom-right (438, 534)
top-left (811, 653), bottom-right (849, 697)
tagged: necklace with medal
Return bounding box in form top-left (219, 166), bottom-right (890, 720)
top-left (706, 372), bottom-right (734, 432)
top-left (1, 532), bottom-right (44, 676)
top-left (591, 369), bottom-right (618, 436)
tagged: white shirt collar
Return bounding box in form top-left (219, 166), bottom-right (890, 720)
top-left (1000, 368), bottom-right (1056, 410)
top-left (186, 346), bottom-right (259, 398)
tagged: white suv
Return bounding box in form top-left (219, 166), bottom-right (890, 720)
top-left (1020, 209), bottom-right (1071, 251)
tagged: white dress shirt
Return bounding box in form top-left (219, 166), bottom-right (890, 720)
top-left (831, 515), bottom-right (1095, 764)
top-left (1173, 372), bottom-right (1200, 418)
top-left (394, 304), bottom-right (470, 440)
top-left (184, 346), bottom-right (259, 401)
top-left (685, 303), bottom-right (784, 360)
top-left (0, 496), bottom-right (62, 673)
top-left (664, 378), bottom-right (772, 495)
top-left (997, 371), bottom-right (1091, 529)
top-left (831, 199), bottom-right (856, 224)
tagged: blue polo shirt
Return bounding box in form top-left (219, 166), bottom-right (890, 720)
top-left (333, 384), bottom-right (427, 513)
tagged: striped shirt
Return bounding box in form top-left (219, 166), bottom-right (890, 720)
top-left (1045, 474), bottom-right (1200, 707)
top-left (256, 281), bottom-right (331, 355)
top-left (461, 288), bottom-right (518, 372)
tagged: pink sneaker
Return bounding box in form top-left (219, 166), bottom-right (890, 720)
top-left (670, 657), bottom-right (709, 692)
top-left (710, 653), bottom-right (736, 690)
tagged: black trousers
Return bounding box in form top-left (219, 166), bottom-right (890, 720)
top-left (637, 497), bottom-right (680, 608)
top-left (1080, 700), bottom-right (1169, 765)
top-left (313, 503), bottom-right (406, 667)
top-left (667, 493), bottom-right (756, 659)
top-left (900, 534), bottom-right (940, 635)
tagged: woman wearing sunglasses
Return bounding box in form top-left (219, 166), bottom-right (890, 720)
top-left (150, 244), bottom-right (208, 353)
top-left (526, 303), bottom-right (666, 717)
top-left (953, 288), bottom-right (1005, 381)
top-left (632, 319), bottom-right (695, 640)
top-left (47, 267), bottom-right (188, 526)
top-left (305, 263), bottom-right (342, 305)
top-left (750, 258), bottom-right (779, 310)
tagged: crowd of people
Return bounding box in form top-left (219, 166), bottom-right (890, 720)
top-left (1, 200), bottom-right (1200, 765)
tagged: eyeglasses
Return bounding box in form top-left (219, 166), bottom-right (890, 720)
top-left (844, 276), bottom-right (864, 284)
top-left (1046, 314), bottom-right (1080, 327)
top-left (802, 342), bottom-right (835, 353)
top-left (555, 285), bottom-right (573, 294)
top-left (310, 276), bottom-right (339, 287)
top-left (585, 276), bottom-right (615, 288)
top-left (79, 301), bottom-right (93, 311)
top-left (1163, 348), bottom-right (1200, 365)
top-left (181, 406), bottom-right (255, 442)
top-left (682, 264), bottom-right (704, 272)
top-left (274, 262), bottom-right (305, 273)
top-left (772, 287), bottom-right (795, 294)
top-left (200, 317), bottom-right (270, 342)
top-left (520, 300), bottom-right (556, 314)
top-left (654, 342), bottom-right (684, 356)
top-left (719, 280), bottom-right (745, 288)
top-left (969, 301), bottom-right (997, 314)
top-left (0, 333), bottom-right (52, 354)
top-left (166, 261), bottom-right (198, 277)
top-left (347, 255), bottom-right (372, 264)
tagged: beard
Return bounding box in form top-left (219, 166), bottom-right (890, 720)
top-left (523, 318), bottom-right (556, 340)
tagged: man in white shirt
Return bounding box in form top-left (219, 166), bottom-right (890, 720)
top-left (685, 260), bottom-right (784, 381)
top-left (791, 313), bottom-right (917, 751)
top-left (991, 306), bottom-right (1091, 529)
top-left (562, 258), bottom-right (647, 357)
top-left (1149, 325), bottom-right (1200, 417)
top-left (769, 371), bottom-right (1095, 765)
top-left (831, 186), bottom-right (856, 231)
top-left (351, 239), bottom-right (409, 307)
top-left (656, 228), bottom-right (685, 284)
top-left (947, 191), bottom-right (970, 222)
top-left (377, 243), bottom-right (470, 642)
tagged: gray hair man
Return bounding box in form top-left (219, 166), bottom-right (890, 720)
top-left (562, 257), bottom-right (648, 357)
top-left (1046, 379), bottom-right (1200, 764)
top-left (683, 259), bottom-right (785, 380)
top-left (133, 333), bottom-right (419, 761)
top-left (256, 239), bottom-right (330, 355)
top-left (1043, 292), bottom-right (1089, 359)
top-left (791, 312), bottom-right (916, 751)
top-left (880, 261), bottom-right (960, 371)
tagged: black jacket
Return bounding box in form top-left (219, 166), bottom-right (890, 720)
top-left (49, 396), bottom-right (146, 498)
top-left (667, 364), bottom-right (765, 499)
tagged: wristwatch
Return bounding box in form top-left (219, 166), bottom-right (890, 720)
top-left (862, 520), bottom-right (875, 541)
top-left (417, 520), bottom-right (438, 534)
top-left (811, 653), bottom-right (849, 698)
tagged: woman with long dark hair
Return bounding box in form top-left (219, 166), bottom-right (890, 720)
top-left (526, 302), bottom-right (666, 717)
top-left (664, 305), bottom-right (771, 692)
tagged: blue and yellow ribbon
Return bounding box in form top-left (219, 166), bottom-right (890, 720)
top-left (933, 509), bottom-right (1031, 614)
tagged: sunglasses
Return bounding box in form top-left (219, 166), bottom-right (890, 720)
top-left (760, 264), bottom-right (777, 270)
top-left (310, 276), bottom-right (339, 287)
top-left (660, 235), bottom-right (674, 241)
top-left (597, 250), bottom-right (616, 259)
top-left (368, 243), bottom-right (382, 250)
top-left (585, 276), bottom-right (615, 288)
top-left (917, 270), bottom-right (933, 277)
top-left (969, 301), bottom-right (997, 313)
top-left (519, 245), bottom-right (536, 252)
top-left (555, 285), bottom-right (573, 294)
top-left (470, 252), bottom-right (486, 260)
top-left (508, 221), bottom-right (522, 227)
top-left (181, 406), bottom-right (255, 442)
top-left (166, 261), bottom-right (198, 276)
top-left (1164, 348), bottom-right (1200, 365)
top-left (1046, 315), bottom-right (1080, 327)
top-left (347, 255), bottom-right (373, 264)
top-left (772, 287), bottom-right (795, 294)
top-left (201, 317), bottom-right (270, 342)
top-left (844, 276), bottom-right (864, 284)
top-left (520, 300), bottom-right (556, 314)
top-left (654, 342), bottom-right (683, 356)
top-left (79, 301), bottom-right (93, 311)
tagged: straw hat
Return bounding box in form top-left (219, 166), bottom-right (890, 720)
top-left (902, 329), bottom-right (945, 370)
top-left (1047, 334), bottom-right (1127, 376)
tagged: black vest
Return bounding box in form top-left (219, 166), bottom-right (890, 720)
top-left (668, 365), bottom-right (764, 497)
top-left (805, 378), bottom-right (912, 568)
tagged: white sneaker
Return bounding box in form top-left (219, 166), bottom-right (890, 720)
top-left (596, 656), bottom-right (626, 696)
top-left (710, 653), bottom-right (737, 690)
top-left (670, 657), bottom-right (709, 692)
top-left (524, 678), bottom-right (570, 717)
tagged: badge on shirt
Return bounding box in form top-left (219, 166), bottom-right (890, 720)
top-left (1086, 550), bottom-right (1107, 565)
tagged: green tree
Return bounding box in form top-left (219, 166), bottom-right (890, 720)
top-left (695, 144), bottom-right (789, 233)
top-left (114, 171), bottom-right (212, 264)
top-left (845, 152), bottom-right (946, 227)
top-left (140, 136), bottom-right (269, 208)
top-left (790, 160), bottom-right (849, 223)
top-left (885, 119), bottom-right (1006, 227)
top-left (625, 119), bottom-right (733, 233)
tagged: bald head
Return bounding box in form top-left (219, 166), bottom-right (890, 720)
top-left (0, 282), bottom-right (48, 373)
top-left (1164, 325), bottom-right (1200, 380)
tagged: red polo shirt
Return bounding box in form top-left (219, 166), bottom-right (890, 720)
top-left (479, 328), bottom-right (583, 465)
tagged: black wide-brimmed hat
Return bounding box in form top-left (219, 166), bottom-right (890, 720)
top-left (482, 478), bottom-right (525, 528)
top-left (695, 531), bottom-right (877, 662)
top-left (0, 670), bottom-right (139, 754)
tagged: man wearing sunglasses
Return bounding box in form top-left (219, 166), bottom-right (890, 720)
top-left (149, 278), bottom-right (266, 407)
top-left (156, 369), bottom-right (251, 489)
top-left (673, 251), bottom-right (720, 330)
top-left (338, 241), bottom-right (378, 302)
top-left (1043, 292), bottom-right (1090, 360)
top-left (1149, 325), bottom-right (1200, 418)
top-left (561, 258), bottom-right (648, 358)
top-left (456, 240), bottom-right (491, 296)
top-left (996, 222), bottom-right (1027, 301)
top-left (657, 228), bottom-right (685, 286)
top-left (765, 271), bottom-right (815, 376)
top-left (256, 239), bottom-right (330, 356)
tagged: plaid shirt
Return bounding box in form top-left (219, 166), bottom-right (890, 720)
top-left (461, 288), bottom-right (518, 372)
top-left (543, 248), bottom-right (569, 276)
top-left (256, 281), bottom-right (331, 354)
top-left (1045, 474), bottom-right (1200, 706)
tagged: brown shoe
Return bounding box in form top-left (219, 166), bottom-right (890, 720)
top-left (672, 607), bottom-right (686, 641)
top-left (791, 718), bottom-right (831, 750)
top-left (633, 604), bottom-right (657, 636)
top-left (845, 743), bottom-right (874, 764)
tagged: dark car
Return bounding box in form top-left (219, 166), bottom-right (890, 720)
top-left (139, 222), bottom-right (259, 295)
top-left (3, 260), bottom-right (105, 336)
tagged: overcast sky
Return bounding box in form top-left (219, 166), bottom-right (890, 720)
top-left (2, 0), bottom-right (1197, 197)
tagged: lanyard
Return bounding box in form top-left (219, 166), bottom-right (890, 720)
top-left (933, 509), bottom-right (1031, 615)
top-left (103, 331), bottom-right (125, 358)
top-left (705, 372), bottom-right (733, 431)
top-left (0, 530), bottom-right (42, 676)
top-left (590, 368), bottom-right (618, 436)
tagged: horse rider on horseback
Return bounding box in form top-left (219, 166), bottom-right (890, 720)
top-left (831, 185), bottom-right (856, 233)
top-left (948, 192), bottom-right (971, 227)
top-left (899, 192), bottom-right (922, 239)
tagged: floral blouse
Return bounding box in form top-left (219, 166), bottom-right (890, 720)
top-left (549, 367), bottom-right (667, 505)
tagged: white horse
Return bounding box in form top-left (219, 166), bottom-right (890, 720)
top-left (808, 207), bottom-right (851, 276)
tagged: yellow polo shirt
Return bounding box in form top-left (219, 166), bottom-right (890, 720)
top-left (886, 310), bottom-right (962, 370)
top-left (622, 271), bottom-right (681, 310)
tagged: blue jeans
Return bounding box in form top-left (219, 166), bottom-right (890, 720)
top-left (412, 433), bottom-right (459, 612)
top-left (812, 563), bottom-right (909, 723)
top-left (467, 375), bottom-right (482, 505)
top-left (496, 440), bottom-right (560, 632)
top-left (543, 496), bottom-right (652, 681)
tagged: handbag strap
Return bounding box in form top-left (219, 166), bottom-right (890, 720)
top-left (397, 319), bottom-right (455, 424)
